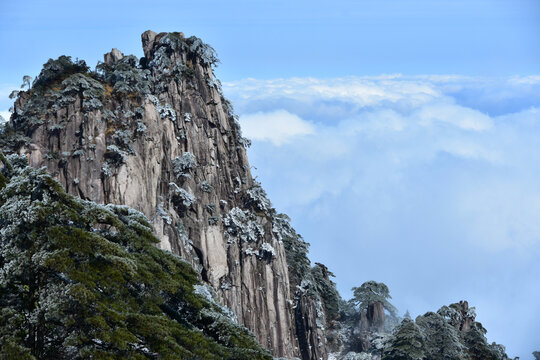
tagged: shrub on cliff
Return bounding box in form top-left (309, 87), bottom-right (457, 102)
top-left (311, 263), bottom-right (341, 322)
top-left (96, 55), bottom-right (152, 95)
top-left (32, 56), bottom-right (91, 90)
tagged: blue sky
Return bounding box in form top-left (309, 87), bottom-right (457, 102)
top-left (1, 1), bottom-right (539, 358)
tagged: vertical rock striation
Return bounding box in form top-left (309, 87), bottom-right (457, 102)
top-left (1, 31), bottom-right (331, 359)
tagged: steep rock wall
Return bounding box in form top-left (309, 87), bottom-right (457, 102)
top-left (2, 31), bottom-right (328, 360)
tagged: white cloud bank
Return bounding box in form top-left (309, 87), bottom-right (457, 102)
top-left (223, 75), bottom-right (540, 253)
top-left (239, 110), bottom-right (315, 145)
top-left (414, 103), bottom-right (493, 131)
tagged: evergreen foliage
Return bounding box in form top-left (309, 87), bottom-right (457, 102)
top-left (462, 323), bottom-right (508, 360)
top-left (169, 183), bottom-right (196, 208)
top-left (403, 310), bottom-right (411, 320)
top-left (96, 55), bottom-right (152, 95)
top-left (61, 73), bottom-right (105, 111)
top-left (272, 213), bottom-right (310, 288)
top-left (244, 182), bottom-right (271, 213)
top-left (374, 302), bottom-right (511, 360)
top-left (415, 312), bottom-right (465, 360)
top-left (32, 56), bottom-right (90, 90)
top-left (0, 57), bottom-right (105, 152)
top-left (159, 33), bottom-right (220, 67)
top-left (0, 154), bottom-right (271, 360)
top-left (9, 90), bottom-right (20, 99)
top-left (223, 207), bottom-right (264, 244)
top-left (351, 281), bottom-right (397, 316)
top-left (21, 75), bottom-right (33, 90)
top-left (172, 152), bottom-right (197, 179)
top-left (382, 318), bottom-right (425, 360)
top-left (185, 36), bottom-right (220, 67)
top-left (310, 264), bottom-right (341, 322)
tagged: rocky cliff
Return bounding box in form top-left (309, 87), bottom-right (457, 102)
top-left (0, 153), bottom-right (273, 359)
top-left (1, 30), bottom-right (513, 360)
top-left (1, 31), bottom-right (328, 359)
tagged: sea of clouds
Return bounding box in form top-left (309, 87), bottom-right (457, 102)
top-left (223, 74), bottom-right (540, 359)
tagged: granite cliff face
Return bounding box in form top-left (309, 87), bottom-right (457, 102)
top-left (1, 31), bottom-right (329, 359)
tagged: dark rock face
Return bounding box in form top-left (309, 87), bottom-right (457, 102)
top-left (455, 300), bottom-right (474, 332)
top-left (366, 302), bottom-right (385, 330)
top-left (295, 293), bottom-right (327, 360)
top-left (3, 31), bottom-right (329, 359)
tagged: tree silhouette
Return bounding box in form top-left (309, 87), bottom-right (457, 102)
top-left (21, 75), bottom-right (32, 90)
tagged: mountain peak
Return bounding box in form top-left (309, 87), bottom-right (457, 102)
top-left (1, 31), bottom-right (325, 359)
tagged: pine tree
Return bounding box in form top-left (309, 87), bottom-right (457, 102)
top-left (0, 153), bottom-right (271, 360)
top-left (351, 281), bottom-right (397, 316)
top-left (415, 312), bottom-right (465, 360)
top-left (21, 75), bottom-right (33, 90)
top-left (382, 318), bottom-right (425, 360)
top-left (463, 322), bottom-right (507, 360)
top-left (404, 310), bottom-right (411, 320)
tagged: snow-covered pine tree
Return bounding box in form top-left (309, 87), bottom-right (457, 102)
top-left (382, 318), bottom-right (425, 360)
top-left (415, 312), bottom-right (465, 360)
top-left (0, 153), bottom-right (271, 360)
